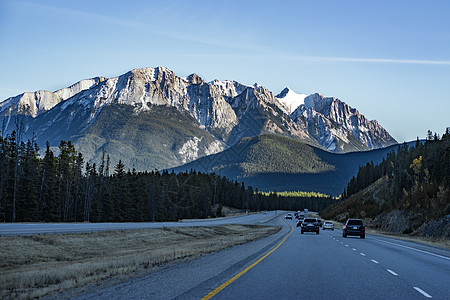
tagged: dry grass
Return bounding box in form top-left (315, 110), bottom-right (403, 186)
top-left (364, 228), bottom-right (450, 249)
top-left (0, 224), bottom-right (280, 299)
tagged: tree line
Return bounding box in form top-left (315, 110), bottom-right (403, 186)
top-left (341, 129), bottom-right (450, 220)
top-left (0, 131), bottom-right (336, 223)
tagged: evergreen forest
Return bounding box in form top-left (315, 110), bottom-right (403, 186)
top-left (327, 129), bottom-right (450, 221)
top-left (0, 131), bottom-right (336, 223)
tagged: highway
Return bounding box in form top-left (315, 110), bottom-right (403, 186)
top-left (62, 213), bottom-right (450, 300)
top-left (0, 213), bottom-right (277, 236)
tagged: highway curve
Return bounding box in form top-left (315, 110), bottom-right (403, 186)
top-left (56, 214), bottom-right (449, 300)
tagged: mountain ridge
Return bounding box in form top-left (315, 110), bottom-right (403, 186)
top-left (173, 134), bottom-right (415, 196)
top-left (0, 66), bottom-right (397, 171)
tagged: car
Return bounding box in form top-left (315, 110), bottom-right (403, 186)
top-left (322, 221), bottom-right (334, 231)
top-left (301, 218), bottom-right (320, 234)
top-left (317, 219), bottom-right (323, 227)
top-left (343, 219), bottom-right (365, 239)
top-left (285, 213), bottom-right (293, 220)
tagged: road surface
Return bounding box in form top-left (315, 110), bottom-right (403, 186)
top-left (53, 214), bottom-right (450, 300)
top-left (0, 212), bottom-right (279, 236)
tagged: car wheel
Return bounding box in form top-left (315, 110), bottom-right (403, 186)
top-left (361, 234), bottom-right (365, 239)
top-left (332, 228), bottom-right (334, 231)
top-left (301, 231), bottom-right (304, 234)
top-left (343, 233), bottom-right (347, 238)
top-left (316, 231), bottom-right (319, 235)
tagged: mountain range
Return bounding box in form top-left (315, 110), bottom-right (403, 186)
top-left (0, 66), bottom-right (398, 191)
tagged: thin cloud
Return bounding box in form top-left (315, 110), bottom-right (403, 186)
top-left (282, 55), bottom-right (450, 66)
top-left (12, 1), bottom-right (450, 67)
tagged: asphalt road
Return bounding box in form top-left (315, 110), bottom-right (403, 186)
top-left (61, 214), bottom-right (449, 300)
top-left (0, 212), bottom-right (279, 236)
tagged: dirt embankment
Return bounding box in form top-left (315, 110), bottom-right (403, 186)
top-left (0, 224), bottom-right (280, 299)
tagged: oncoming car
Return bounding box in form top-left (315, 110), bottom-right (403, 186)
top-left (322, 221), bottom-right (334, 231)
top-left (285, 213), bottom-right (293, 220)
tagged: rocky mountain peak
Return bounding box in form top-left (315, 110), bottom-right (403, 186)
top-left (187, 73), bottom-right (204, 85)
top-left (276, 87), bottom-right (308, 114)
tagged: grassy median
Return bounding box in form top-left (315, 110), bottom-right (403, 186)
top-left (0, 224), bottom-right (280, 299)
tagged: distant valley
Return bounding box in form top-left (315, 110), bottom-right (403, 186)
top-left (173, 134), bottom-right (412, 196)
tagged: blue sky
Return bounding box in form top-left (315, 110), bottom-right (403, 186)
top-left (0, 0), bottom-right (449, 142)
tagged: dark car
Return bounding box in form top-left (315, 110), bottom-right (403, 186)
top-left (317, 219), bottom-right (323, 227)
top-left (343, 219), bottom-right (365, 239)
top-left (296, 217), bottom-right (305, 227)
top-left (301, 218), bottom-right (319, 234)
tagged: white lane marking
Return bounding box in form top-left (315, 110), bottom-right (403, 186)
top-left (345, 244), bottom-right (349, 247)
top-left (387, 269), bottom-right (398, 276)
top-left (352, 248), bottom-right (356, 251)
top-left (372, 238), bottom-right (450, 261)
top-left (413, 287), bottom-right (432, 298)
top-left (371, 259), bottom-right (379, 264)
top-left (360, 253), bottom-right (366, 256)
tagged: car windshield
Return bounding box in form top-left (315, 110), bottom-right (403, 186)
top-left (324, 222), bottom-right (332, 224)
top-left (348, 220), bottom-right (363, 225)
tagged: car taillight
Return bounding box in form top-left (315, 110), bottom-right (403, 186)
top-left (362, 225), bottom-right (365, 230)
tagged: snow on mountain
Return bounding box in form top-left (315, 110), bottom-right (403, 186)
top-left (0, 66), bottom-right (397, 160)
top-left (290, 93), bottom-right (397, 151)
top-left (0, 77), bottom-right (105, 117)
top-left (276, 87), bottom-right (308, 114)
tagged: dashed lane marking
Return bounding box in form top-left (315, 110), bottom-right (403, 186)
top-left (413, 287), bottom-right (432, 298)
top-left (360, 253), bottom-right (366, 256)
top-left (371, 259), bottom-right (379, 264)
top-left (387, 269), bottom-right (398, 276)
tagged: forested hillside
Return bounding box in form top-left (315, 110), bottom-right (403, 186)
top-left (0, 132), bottom-right (335, 222)
top-left (321, 129), bottom-right (450, 238)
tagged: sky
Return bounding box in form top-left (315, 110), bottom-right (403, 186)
top-left (0, 0), bottom-right (449, 142)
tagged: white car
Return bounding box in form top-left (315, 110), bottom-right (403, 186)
top-left (323, 221), bottom-right (334, 231)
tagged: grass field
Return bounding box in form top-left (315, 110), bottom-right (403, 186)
top-left (0, 224), bottom-right (280, 299)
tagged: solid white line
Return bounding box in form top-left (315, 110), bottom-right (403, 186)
top-left (372, 238), bottom-right (450, 261)
top-left (413, 287), bottom-right (432, 298)
top-left (360, 253), bottom-right (366, 256)
top-left (371, 259), bottom-right (379, 264)
top-left (387, 269), bottom-right (398, 276)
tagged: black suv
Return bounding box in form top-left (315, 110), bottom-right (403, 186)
top-left (301, 218), bottom-right (320, 234)
top-left (343, 219), bottom-right (365, 239)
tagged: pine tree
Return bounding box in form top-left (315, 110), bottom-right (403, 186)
top-left (40, 142), bottom-right (59, 221)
